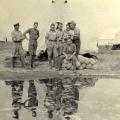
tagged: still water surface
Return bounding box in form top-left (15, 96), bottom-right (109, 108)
top-left (0, 77), bottom-right (120, 120)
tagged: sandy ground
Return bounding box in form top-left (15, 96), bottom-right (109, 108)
top-left (0, 42), bottom-right (120, 80)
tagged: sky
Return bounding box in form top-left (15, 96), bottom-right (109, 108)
top-left (0, 0), bottom-right (120, 52)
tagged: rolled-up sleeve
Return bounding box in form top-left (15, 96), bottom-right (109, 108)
top-left (73, 44), bottom-right (77, 53)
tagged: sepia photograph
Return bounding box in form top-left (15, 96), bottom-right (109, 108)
top-left (0, 0), bottom-right (120, 120)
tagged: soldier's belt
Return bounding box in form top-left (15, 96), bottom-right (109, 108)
top-left (49, 40), bottom-right (57, 42)
top-left (13, 41), bottom-right (22, 43)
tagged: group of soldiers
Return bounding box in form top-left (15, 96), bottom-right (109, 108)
top-left (11, 20), bottom-right (80, 70)
top-left (45, 21), bottom-right (80, 71)
top-left (11, 22), bottom-right (39, 68)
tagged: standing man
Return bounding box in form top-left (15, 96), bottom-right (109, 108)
top-left (45, 23), bottom-right (57, 69)
top-left (11, 23), bottom-right (26, 68)
top-left (69, 21), bottom-right (81, 55)
top-left (55, 22), bottom-right (64, 69)
top-left (23, 22), bottom-right (39, 68)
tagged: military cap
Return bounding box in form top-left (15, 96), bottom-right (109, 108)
top-left (70, 20), bottom-right (76, 25)
top-left (51, 23), bottom-right (55, 26)
top-left (13, 23), bottom-right (20, 27)
top-left (34, 22), bottom-right (38, 25)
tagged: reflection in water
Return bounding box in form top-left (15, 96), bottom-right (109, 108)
top-left (4, 77), bottom-right (98, 119)
top-left (40, 77), bottom-right (98, 120)
top-left (5, 80), bottom-right (38, 119)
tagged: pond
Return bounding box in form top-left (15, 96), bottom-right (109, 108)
top-left (0, 77), bottom-right (120, 120)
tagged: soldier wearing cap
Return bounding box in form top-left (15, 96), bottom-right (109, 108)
top-left (45, 23), bottom-right (57, 68)
top-left (23, 22), bottom-right (39, 68)
top-left (11, 23), bottom-right (26, 68)
top-left (69, 21), bottom-right (81, 55)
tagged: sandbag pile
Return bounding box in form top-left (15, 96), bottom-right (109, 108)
top-left (78, 55), bottom-right (97, 69)
top-left (62, 55), bottom-right (97, 70)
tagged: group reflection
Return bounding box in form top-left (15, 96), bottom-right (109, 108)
top-left (40, 76), bottom-right (98, 120)
top-left (5, 76), bottom-right (98, 119)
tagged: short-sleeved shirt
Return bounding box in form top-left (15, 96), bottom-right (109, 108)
top-left (56, 30), bottom-right (64, 41)
top-left (63, 29), bottom-right (70, 40)
top-left (45, 30), bottom-right (57, 41)
top-left (24, 28), bottom-right (39, 41)
top-left (63, 43), bottom-right (76, 54)
top-left (11, 30), bottom-right (23, 42)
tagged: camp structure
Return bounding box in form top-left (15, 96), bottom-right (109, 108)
top-left (97, 27), bottom-right (120, 53)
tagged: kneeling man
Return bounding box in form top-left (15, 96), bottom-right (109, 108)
top-left (58, 38), bottom-right (77, 70)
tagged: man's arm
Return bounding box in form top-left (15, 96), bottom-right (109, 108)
top-left (23, 28), bottom-right (30, 40)
top-left (74, 29), bottom-right (80, 38)
top-left (45, 32), bottom-right (49, 47)
top-left (68, 52), bottom-right (76, 60)
top-left (68, 44), bottom-right (77, 59)
top-left (11, 32), bottom-right (16, 42)
top-left (63, 46), bottom-right (69, 58)
top-left (35, 30), bottom-right (39, 40)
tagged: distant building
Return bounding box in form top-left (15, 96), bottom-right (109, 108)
top-left (97, 27), bottom-right (120, 53)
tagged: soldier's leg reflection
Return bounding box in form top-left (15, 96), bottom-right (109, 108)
top-left (44, 79), bottom-right (56, 119)
top-left (24, 80), bottom-right (38, 117)
top-left (61, 77), bottom-right (79, 118)
top-left (11, 81), bottom-right (24, 119)
top-left (5, 80), bottom-right (24, 119)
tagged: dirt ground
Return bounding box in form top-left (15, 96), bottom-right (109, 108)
top-left (0, 42), bottom-right (120, 80)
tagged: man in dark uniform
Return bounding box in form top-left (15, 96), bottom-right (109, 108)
top-left (69, 21), bottom-right (81, 55)
top-left (58, 38), bottom-right (77, 71)
top-left (11, 23), bottom-right (26, 68)
top-left (23, 22), bottom-right (39, 68)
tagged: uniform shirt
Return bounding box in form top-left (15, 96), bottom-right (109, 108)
top-left (74, 28), bottom-right (80, 35)
top-left (74, 28), bottom-right (80, 39)
top-left (45, 30), bottom-right (57, 41)
top-left (63, 29), bottom-right (70, 40)
top-left (11, 30), bottom-right (23, 42)
top-left (69, 28), bottom-right (80, 37)
top-left (63, 43), bottom-right (76, 54)
top-left (24, 28), bottom-right (39, 40)
top-left (56, 30), bottom-right (64, 42)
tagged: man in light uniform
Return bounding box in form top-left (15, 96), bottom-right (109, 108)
top-left (23, 22), bottom-right (39, 68)
top-left (11, 23), bottom-right (26, 68)
top-left (45, 23), bottom-right (57, 68)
